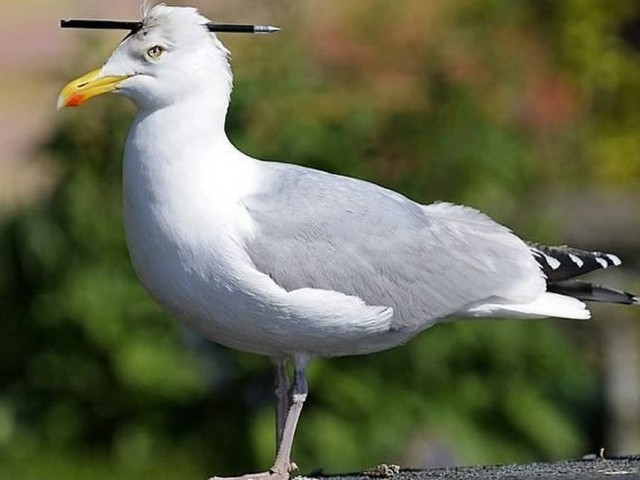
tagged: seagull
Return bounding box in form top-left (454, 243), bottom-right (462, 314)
top-left (57, 4), bottom-right (638, 479)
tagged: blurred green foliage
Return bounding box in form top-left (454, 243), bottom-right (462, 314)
top-left (2, 1), bottom-right (640, 478)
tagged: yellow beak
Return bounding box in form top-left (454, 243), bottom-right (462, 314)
top-left (57, 68), bottom-right (130, 109)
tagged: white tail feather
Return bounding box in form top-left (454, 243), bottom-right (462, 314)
top-left (460, 292), bottom-right (591, 320)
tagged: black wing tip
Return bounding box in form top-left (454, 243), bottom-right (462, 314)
top-left (548, 281), bottom-right (640, 306)
top-left (529, 243), bottom-right (625, 283)
top-left (623, 292), bottom-right (640, 306)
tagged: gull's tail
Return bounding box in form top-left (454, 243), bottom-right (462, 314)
top-left (529, 243), bottom-right (640, 306)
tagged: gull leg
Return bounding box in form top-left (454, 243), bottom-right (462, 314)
top-left (208, 358), bottom-right (309, 480)
top-left (273, 358), bottom-right (290, 452)
top-left (271, 360), bottom-right (308, 475)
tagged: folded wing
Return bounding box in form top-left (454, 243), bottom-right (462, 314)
top-left (243, 163), bottom-right (546, 329)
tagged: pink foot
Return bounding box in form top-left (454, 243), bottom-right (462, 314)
top-left (208, 463), bottom-right (297, 480)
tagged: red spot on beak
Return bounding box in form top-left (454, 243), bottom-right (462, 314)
top-left (67, 93), bottom-right (85, 107)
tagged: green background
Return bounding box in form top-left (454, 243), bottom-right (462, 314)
top-left (1, 1), bottom-right (640, 478)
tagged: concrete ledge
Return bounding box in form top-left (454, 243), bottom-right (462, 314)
top-left (311, 456), bottom-right (640, 480)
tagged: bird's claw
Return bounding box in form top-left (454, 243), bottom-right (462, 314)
top-left (208, 463), bottom-right (297, 480)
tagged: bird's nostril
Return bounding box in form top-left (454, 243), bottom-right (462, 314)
top-left (77, 82), bottom-right (88, 88)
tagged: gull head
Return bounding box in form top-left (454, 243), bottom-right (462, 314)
top-left (57, 4), bottom-right (232, 111)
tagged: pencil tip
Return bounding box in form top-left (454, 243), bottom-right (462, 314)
top-left (256, 25), bottom-right (281, 34)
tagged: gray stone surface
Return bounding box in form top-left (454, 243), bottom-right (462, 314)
top-left (308, 457), bottom-right (640, 479)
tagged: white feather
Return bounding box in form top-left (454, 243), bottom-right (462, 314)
top-left (607, 254), bottom-right (622, 266)
top-left (568, 253), bottom-right (584, 267)
top-left (460, 292), bottom-right (590, 320)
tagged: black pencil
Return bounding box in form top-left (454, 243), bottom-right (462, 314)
top-left (60, 19), bottom-right (280, 34)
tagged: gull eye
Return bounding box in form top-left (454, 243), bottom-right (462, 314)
top-left (146, 45), bottom-right (166, 60)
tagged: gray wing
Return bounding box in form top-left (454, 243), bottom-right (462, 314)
top-left (243, 162), bottom-right (543, 328)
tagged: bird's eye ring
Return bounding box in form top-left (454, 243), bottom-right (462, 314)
top-left (146, 45), bottom-right (165, 59)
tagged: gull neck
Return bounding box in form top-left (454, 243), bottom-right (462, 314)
top-left (134, 92), bottom-right (233, 151)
